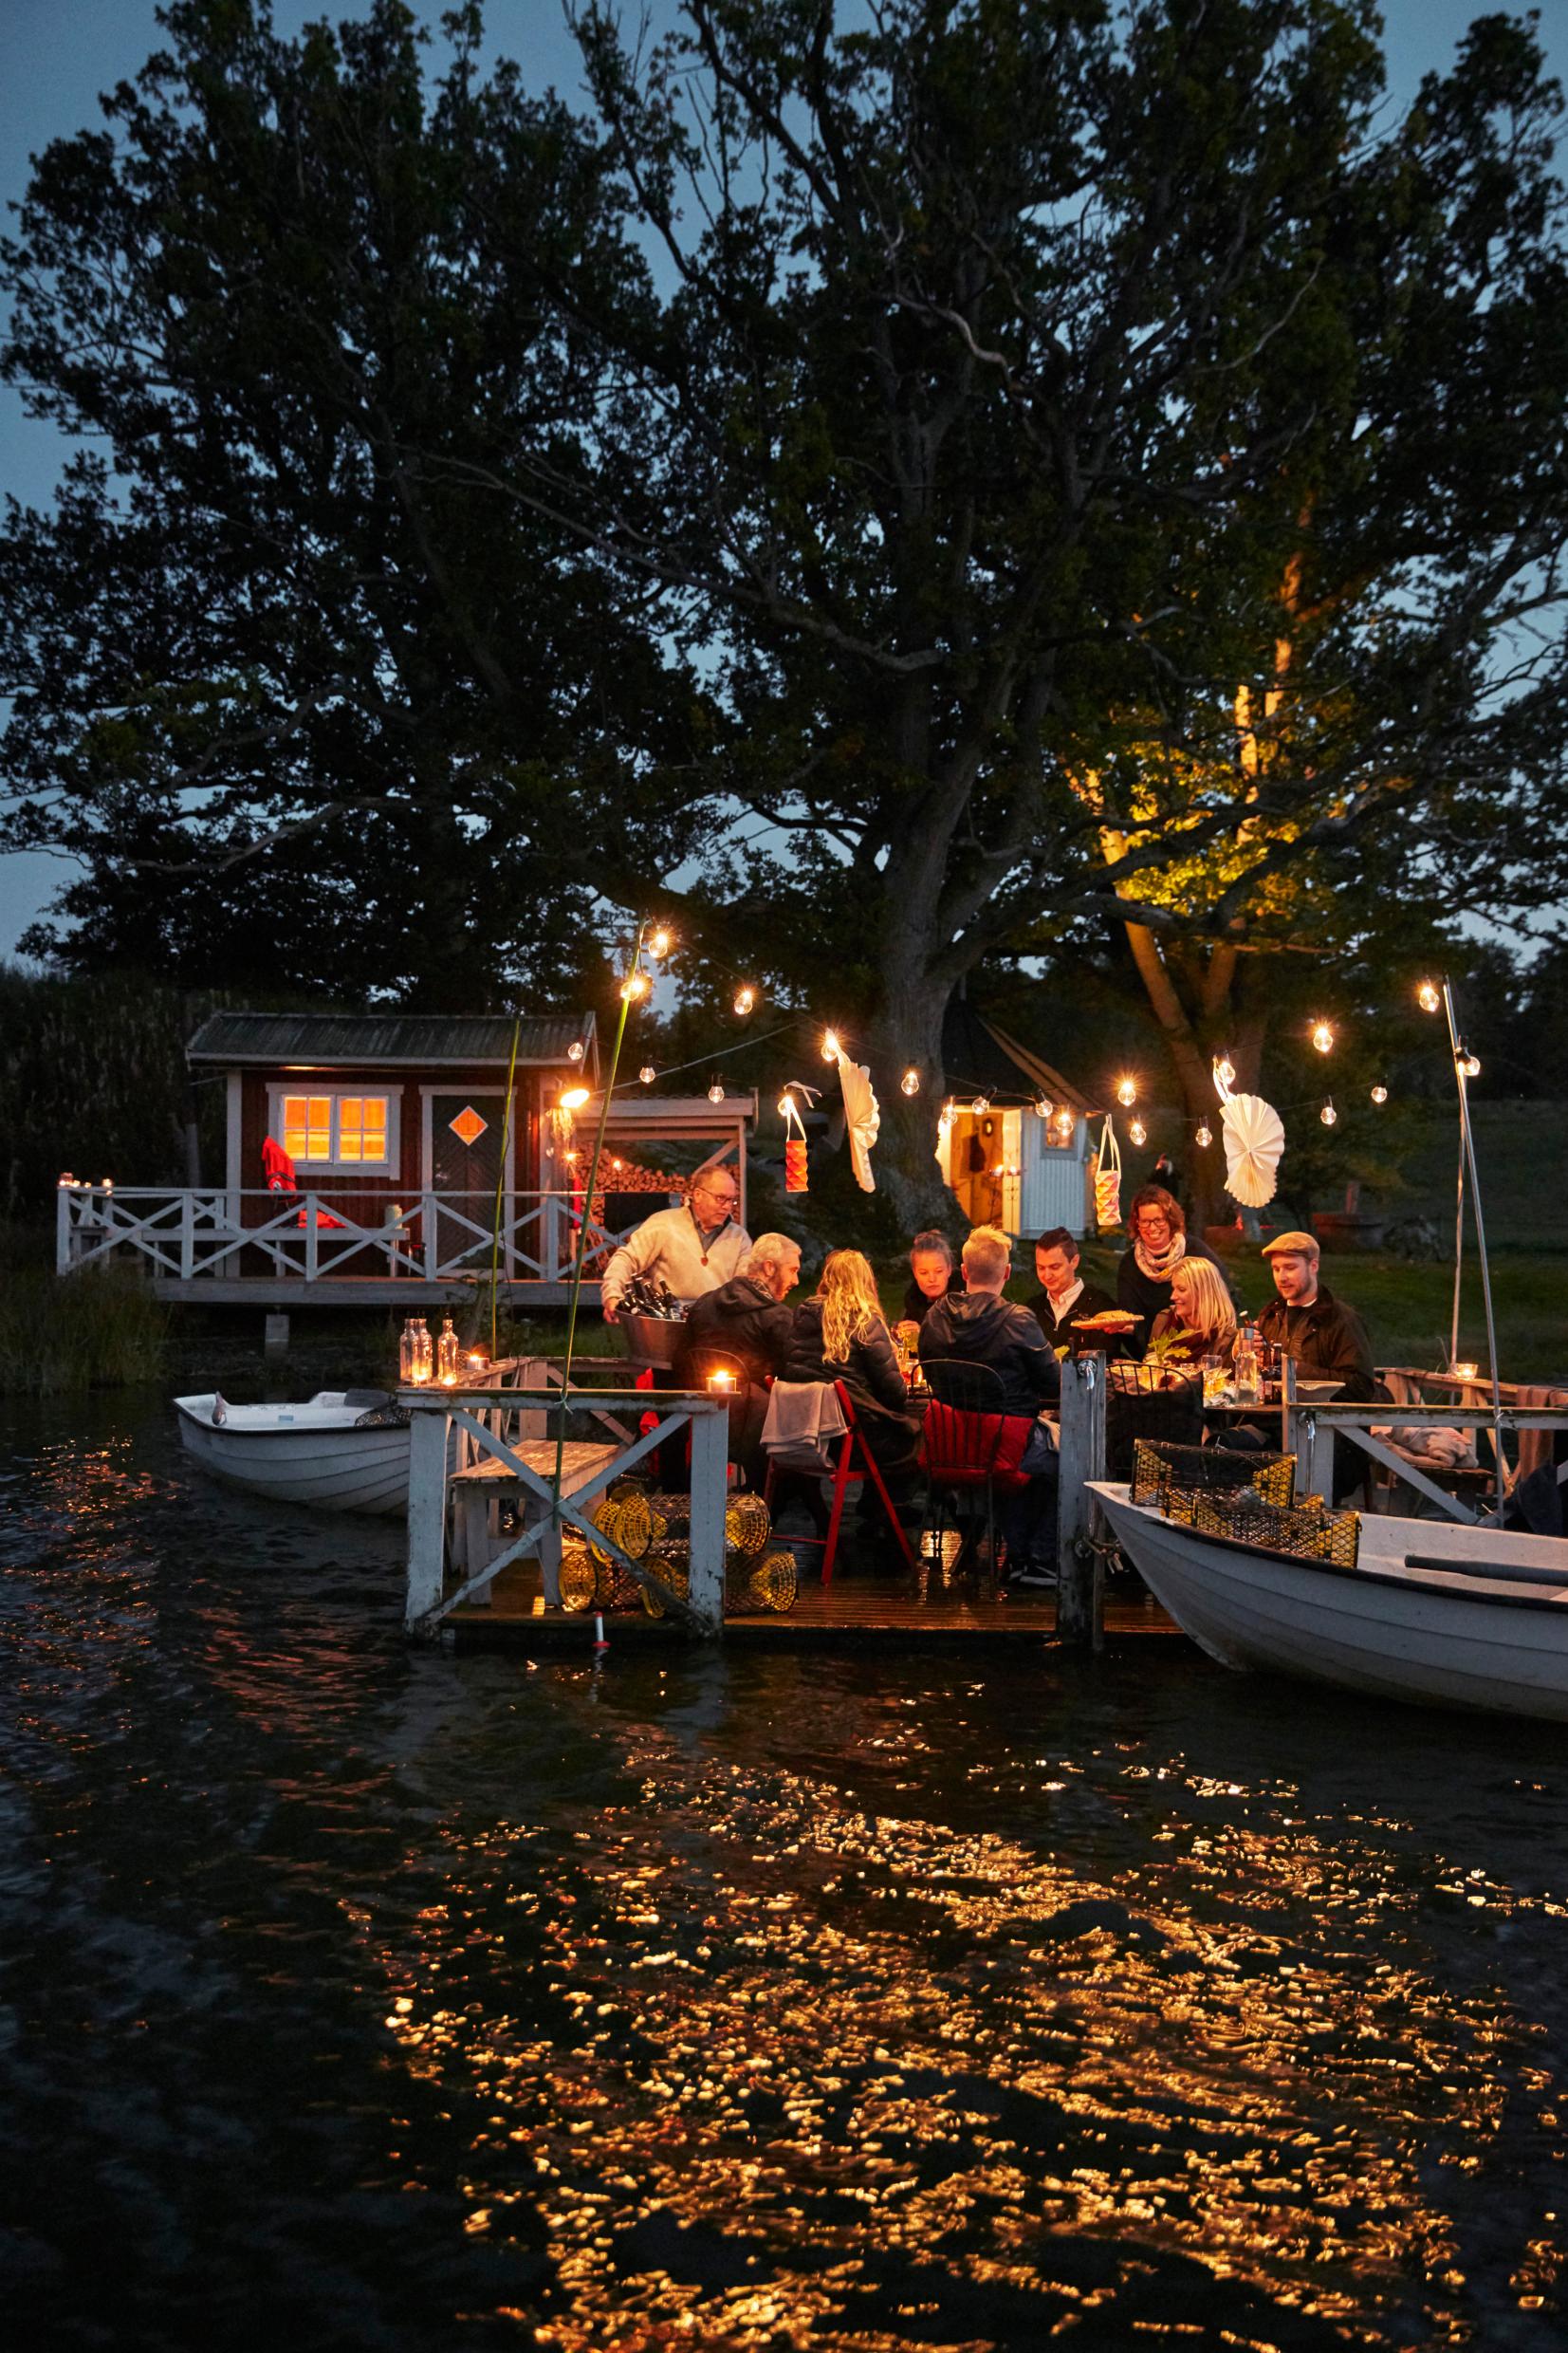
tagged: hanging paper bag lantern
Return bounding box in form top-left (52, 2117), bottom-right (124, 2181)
top-left (1094, 1116), bottom-right (1122, 1231)
top-left (779, 1086), bottom-right (812, 1194)
top-left (785, 1139), bottom-right (808, 1194)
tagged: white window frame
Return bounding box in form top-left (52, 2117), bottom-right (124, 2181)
top-left (267, 1084), bottom-right (400, 1176)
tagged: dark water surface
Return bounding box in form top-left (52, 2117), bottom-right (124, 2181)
top-left (3, 1392), bottom-right (1566, 2352)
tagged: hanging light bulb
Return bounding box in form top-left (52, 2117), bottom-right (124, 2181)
top-left (1370, 1084), bottom-right (1388, 1105)
top-left (1129, 1117), bottom-right (1147, 1147)
top-left (821, 1028), bottom-right (840, 1063)
top-left (1417, 979), bottom-right (1441, 1013)
top-left (1033, 1096), bottom-right (1052, 1121)
top-left (1311, 1020), bottom-right (1335, 1054)
top-left (619, 970), bottom-right (651, 1002)
top-left (1053, 1107), bottom-right (1075, 1138)
top-left (1320, 1099), bottom-right (1337, 1127)
top-left (1195, 1121), bottom-right (1212, 1149)
top-left (970, 1095), bottom-right (989, 1117)
top-left (708, 1081), bottom-right (726, 1104)
top-left (733, 985), bottom-right (756, 1016)
top-left (648, 926), bottom-right (672, 959)
top-left (776, 1093), bottom-right (794, 1120)
top-left (1116, 1076), bottom-right (1137, 1107)
top-left (566, 1039), bottom-right (585, 1064)
top-left (1215, 1057), bottom-right (1236, 1088)
top-left (900, 1067), bottom-right (920, 1097)
top-left (559, 1085), bottom-right (590, 1111)
top-left (638, 1065), bottom-right (655, 1085)
top-left (1459, 1050), bottom-right (1481, 1079)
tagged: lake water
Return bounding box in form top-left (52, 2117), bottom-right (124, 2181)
top-left (4, 1388), bottom-right (1565, 2351)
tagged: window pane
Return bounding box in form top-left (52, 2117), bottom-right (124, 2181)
top-left (306, 1096), bottom-right (331, 1161)
top-left (360, 1097), bottom-right (388, 1161)
top-left (282, 1095), bottom-right (307, 1162)
top-left (339, 1097), bottom-right (364, 1162)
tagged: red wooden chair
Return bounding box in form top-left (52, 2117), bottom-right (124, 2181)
top-left (919, 1359), bottom-right (1034, 1575)
top-left (762, 1379), bottom-right (916, 1584)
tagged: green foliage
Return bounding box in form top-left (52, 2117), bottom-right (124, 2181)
top-left (0, 1266), bottom-right (167, 1392)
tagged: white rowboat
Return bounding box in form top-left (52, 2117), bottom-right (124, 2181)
top-left (175, 1393), bottom-right (412, 1515)
top-left (1089, 1481), bottom-right (1568, 1721)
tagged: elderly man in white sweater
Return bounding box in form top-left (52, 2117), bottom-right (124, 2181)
top-left (600, 1165), bottom-right (752, 1322)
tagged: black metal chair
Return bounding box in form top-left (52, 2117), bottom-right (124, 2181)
top-left (1104, 1362), bottom-right (1204, 1479)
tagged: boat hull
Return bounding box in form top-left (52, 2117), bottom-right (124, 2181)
top-left (1090, 1482), bottom-right (1568, 1721)
top-left (175, 1397), bottom-right (411, 1515)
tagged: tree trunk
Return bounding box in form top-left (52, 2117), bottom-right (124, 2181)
top-left (862, 983), bottom-right (955, 1233)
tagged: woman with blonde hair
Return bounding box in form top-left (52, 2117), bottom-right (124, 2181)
top-left (1150, 1252), bottom-right (1238, 1358)
top-left (783, 1247), bottom-right (921, 1496)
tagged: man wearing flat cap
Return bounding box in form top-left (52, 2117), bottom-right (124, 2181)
top-left (1257, 1232), bottom-right (1376, 1399)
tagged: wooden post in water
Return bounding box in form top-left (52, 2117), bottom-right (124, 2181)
top-left (686, 1399), bottom-right (728, 1633)
top-left (1056, 1353), bottom-right (1107, 1651)
top-left (405, 1402), bottom-right (451, 1631)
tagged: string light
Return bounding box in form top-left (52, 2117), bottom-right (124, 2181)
top-left (619, 971), bottom-right (651, 1002)
top-left (1033, 1096), bottom-right (1052, 1121)
top-left (1370, 1084), bottom-right (1388, 1104)
top-left (566, 1040), bottom-right (585, 1064)
top-left (1319, 1099), bottom-right (1337, 1127)
top-left (733, 985), bottom-right (756, 1016)
top-left (1053, 1108), bottom-right (1075, 1139)
top-left (821, 1028), bottom-right (840, 1063)
top-left (1195, 1121), bottom-right (1212, 1148)
top-left (900, 1068), bottom-right (920, 1096)
top-left (1116, 1076), bottom-right (1137, 1107)
top-left (970, 1095), bottom-right (989, 1117)
top-left (648, 926), bottom-right (673, 959)
top-left (1129, 1117), bottom-right (1147, 1147)
top-left (559, 1086), bottom-right (590, 1111)
top-left (776, 1093), bottom-right (793, 1120)
top-left (1215, 1057), bottom-right (1236, 1087)
top-left (638, 1065), bottom-right (655, 1085)
top-left (1311, 1020), bottom-right (1335, 1054)
top-left (708, 1081), bottom-right (726, 1103)
top-left (1417, 979), bottom-right (1441, 1013)
top-left (1459, 1050), bottom-right (1481, 1078)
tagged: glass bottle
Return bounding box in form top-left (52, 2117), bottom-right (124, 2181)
top-left (436, 1316), bottom-right (460, 1385)
top-left (412, 1319), bottom-right (434, 1384)
top-left (1232, 1320), bottom-right (1263, 1406)
top-left (398, 1316), bottom-right (421, 1384)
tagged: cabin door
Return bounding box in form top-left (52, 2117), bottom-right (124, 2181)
top-left (425, 1090), bottom-right (510, 1275)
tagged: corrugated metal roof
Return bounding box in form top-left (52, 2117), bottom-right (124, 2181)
top-left (187, 1011), bottom-right (597, 1066)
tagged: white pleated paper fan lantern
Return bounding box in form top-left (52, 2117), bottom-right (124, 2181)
top-left (1221, 1092), bottom-right (1285, 1207)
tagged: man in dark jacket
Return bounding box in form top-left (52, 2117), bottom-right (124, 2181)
top-left (1256, 1232), bottom-right (1375, 1398)
top-left (918, 1224), bottom-right (1060, 1581)
top-left (1024, 1227), bottom-right (1120, 1346)
top-left (676, 1233), bottom-right (800, 1478)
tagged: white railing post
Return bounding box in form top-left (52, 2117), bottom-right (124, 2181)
top-left (56, 1185), bottom-right (72, 1273)
top-left (405, 1403), bottom-right (451, 1629)
top-left (180, 1191), bottom-right (194, 1280)
top-left (304, 1195), bottom-right (319, 1282)
top-left (687, 1399), bottom-right (728, 1631)
top-left (423, 1192), bottom-right (437, 1279)
top-left (1056, 1353), bottom-right (1107, 1650)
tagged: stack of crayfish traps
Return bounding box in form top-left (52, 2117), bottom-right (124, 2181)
top-left (1130, 1439), bottom-right (1361, 1567)
top-left (558, 1483), bottom-right (801, 1617)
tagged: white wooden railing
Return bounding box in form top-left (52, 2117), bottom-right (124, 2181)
top-left (55, 1185), bottom-right (643, 1285)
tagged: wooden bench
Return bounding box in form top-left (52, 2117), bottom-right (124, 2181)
top-left (450, 1439), bottom-right (621, 1594)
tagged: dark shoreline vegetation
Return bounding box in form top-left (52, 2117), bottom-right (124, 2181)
top-left (0, 1264), bottom-right (168, 1394)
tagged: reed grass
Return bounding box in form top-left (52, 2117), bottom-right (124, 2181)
top-left (0, 1266), bottom-right (168, 1392)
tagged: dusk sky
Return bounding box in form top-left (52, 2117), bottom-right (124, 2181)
top-left (4, 0), bottom-right (1564, 958)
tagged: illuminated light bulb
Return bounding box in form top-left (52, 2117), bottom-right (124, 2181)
top-left (619, 970), bottom-right (651, 1002)
top-left (1215, 1057), bottom-right (1236, 1088)
top-left (1053, 1109), bottom-right (1074, 1136)
top-left (970, 1096), bottom-right (989, 1117)
top-left (1129, 1118), bottom-right (1147, 1147)
top-left (708, 1081), bottom-right (726, 1103)
top-left (1459, 1051), bottom-right (1481, 1079)
top-left (1195, 1122), bottom-right (1212, 1148)
top-left (1417, 979), bottom-right (1441, 1013)
top-left (1452, 1360), bottom-right (1479, 1381)
top-left (648, 926), bottom-right (672, 959)
top-left (1311, 1021), bottom-right (1334, 1054)
top-left (821, 1028), bottom-right (841, 1063)
top-left (567, 1039), bottom-right (585, 1064)
top-left (900, 1067), bottom-right (920, 1097)
top-left (610, 1158), bottom-right (622, 1172)
top-left (639, 1065), bottom-right (655, 1085)
top-left (1116, 1076), bottom-right (1137, 1107)
top-left (776, 1093), bottom-right (793, 1120)
top-left (1370, 1084), bottom-right (1388, 1105)
top-left (733, 985), bottom-right (756, 1016)
top-left (101, 1177), bottom-right (113, 1193)
top-left (564, 1148), bottom-right (580, 1163)
top-left (559, 1085), bottom-right (590, 1110)
top-left (1320, 1100), bottom-right (1337, 1127)
top-left (1033, 1097), bottom-right (1052, 1121)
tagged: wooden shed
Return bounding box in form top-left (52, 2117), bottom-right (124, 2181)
top-left (938, 1004), bottom-right (1095, 1239)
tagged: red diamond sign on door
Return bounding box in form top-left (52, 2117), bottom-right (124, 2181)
top-left (449, 1106), bottom-right (489, 1147)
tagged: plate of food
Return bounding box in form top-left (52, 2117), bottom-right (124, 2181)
top-left (1069, 1309), bottom-right (1142, 1333)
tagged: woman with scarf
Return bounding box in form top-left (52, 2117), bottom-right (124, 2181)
top-left (1116, 1186), bottom-right (1230, 1360)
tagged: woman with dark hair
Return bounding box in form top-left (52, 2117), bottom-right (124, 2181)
top-left (1116, 1186), bottom-right (1229, 1358)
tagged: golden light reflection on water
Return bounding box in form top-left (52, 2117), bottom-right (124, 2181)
top-left (361, 1712), bottom-right (1568, 2351)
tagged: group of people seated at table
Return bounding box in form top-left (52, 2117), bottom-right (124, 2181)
top-left (599, 1166), bottom-right (1378, 1579)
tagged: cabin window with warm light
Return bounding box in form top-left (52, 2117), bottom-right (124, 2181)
top-left (274, 1089), bottom-right (395, 1171)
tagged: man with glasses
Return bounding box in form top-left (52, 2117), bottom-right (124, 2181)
top-left (600, 1165), bottom-right (752, 1321)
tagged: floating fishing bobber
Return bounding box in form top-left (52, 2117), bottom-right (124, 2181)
top-left (821, 1028), bottom-right (840, 1062)
top-left (648, 926), bottom-right (672, 958)
top-left (1129, 1118), bottom-right (1147, 1147)
top-left (1033, 1097), bottom-right (1052, 1121)
top-left (566, 1039), bottom-right (585, 1063)
top-left (733, 985), bottom-right (756, 1015)
top-left (1195, 1122), bottom-right (1212, 1148)
top-left (1417, 979), bottom-right (1441, 1012)
top-left (708, 1081), bottom-right (726, 1103)
top-left (638, 1065), bottom-right (655, 1084)
top-left (1311, 1020), bottom-right (1335, 1054)
top-left (970, 1095), bottom-right (989, 1116)
top-left (1116, 1076), bottom-right (1137, 1106)
top-left (900, 1067), bottom-right (920, 1096)
top-left (1320, 1100), bottom-right (1337, 1126)
top-left (619, 970), bottom-right (651, 1001)
top-left (1370, 1084), bottom-right (1388, 1104)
